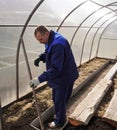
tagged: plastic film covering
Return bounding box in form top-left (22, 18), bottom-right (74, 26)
top-left (0, 0), bottom-right (117, 107)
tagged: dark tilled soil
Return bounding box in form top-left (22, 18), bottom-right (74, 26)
top-left (2, 58), bottom-right (116, 130)
top-left (64, 117), bottom-right (115, 130)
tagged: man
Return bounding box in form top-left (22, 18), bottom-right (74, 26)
top-left (30, 25), bottom-right (79, 128)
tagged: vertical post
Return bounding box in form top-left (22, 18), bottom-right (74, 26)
top-left (0, 98), bottom-right (3, 130)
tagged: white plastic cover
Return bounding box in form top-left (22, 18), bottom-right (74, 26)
top-left (0, 0), bottom-right (117, 106)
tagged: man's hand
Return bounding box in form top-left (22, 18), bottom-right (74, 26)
top-left (29, 77), bottom-right (40, 88)
top-left (34, 57), bottom-right (41, 67)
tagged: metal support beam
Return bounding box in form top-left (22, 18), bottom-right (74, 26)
top-left (56, 0), bottom-right (88, 32)
top-left (72, 1), bottom-right (117, 65)
top-left (93, 15), bottom-right (117, 57)
top-left (57, 0), bottom-right (117, 65)
top-left (16, 0), bottom-right (44, 99)
top-left (83, 11), bottom-right (117, 61)
top-left (96, 18), bottom-right (117, 57)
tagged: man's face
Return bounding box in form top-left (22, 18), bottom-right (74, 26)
top-left (35, 31), bottom-right (49, 44)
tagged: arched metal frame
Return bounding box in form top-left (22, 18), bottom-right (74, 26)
top-left (93, 15), bottom-right (117, 57)
top-left (80, 1), bottom-right (117, 61)
top-left (16, 0), bottom-right (44, 99)
top-left (56, 0), bottom-right (117, 65)
top-left (84, 11), bottom-right (115, 61)
top-left (16, 0), bottom-right (89, 100)
top-left (82, 1), bottom-right (117, 62)
top-left (96, 18), bottom-right (117, 57)
top-left (16, 0), bottom-right (117, 100)
top-left (69, 1), bottom-right (117, 65)
top-left (56, 0), bottom-right (88, 32)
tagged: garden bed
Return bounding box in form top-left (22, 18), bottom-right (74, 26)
top-left (2, 58), bottom-right (110, 130)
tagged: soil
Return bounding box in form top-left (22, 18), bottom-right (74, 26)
top-left (3, 87), bottom-right (52, 130)
top-left (64, 117), bottom-right (115, 130)
top-left (2, 58), bottom-right (116, 130)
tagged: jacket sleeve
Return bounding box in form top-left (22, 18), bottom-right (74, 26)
top-left (39, 52), bottom-right (46, 63)
top-left (38, 44), bottom-right (65, 82)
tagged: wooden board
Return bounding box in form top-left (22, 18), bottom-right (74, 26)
top-left (68, 79), bottom-right (112, 125)
top-left (104, 63), bottom-right (117, 80)
top-left (103, 89), bottom-right (117, 127)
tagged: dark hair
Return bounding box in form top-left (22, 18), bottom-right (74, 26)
top-left (34, 25), bottom-right (49, 36)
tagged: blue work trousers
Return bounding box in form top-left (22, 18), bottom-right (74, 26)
top-left (52, 82), bottom-right (74, 126)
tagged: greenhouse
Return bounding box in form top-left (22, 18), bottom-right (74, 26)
top-left (0, 0), bottom-right (117, 130)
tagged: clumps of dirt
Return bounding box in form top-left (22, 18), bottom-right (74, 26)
top-left (2, 58), bottom-right (109, 130)
top-left (113, 74), bottom-right (117, 89)
top-left (95, 88), bottom-right (114, 117)
top-left (95, 72), bottom-right (117, 118)
top-left (36, 87), bottom-right (53, 108)
top-left (3, 87), bottom-right (53, 130)
top-left (64, 117), bottom-right (115, 130)
top-left (3, 108), bottom-right (37, 130)
top-left (75, 58), bottom-right (107, 85)
top-left (6, 101), bottom-right (34, 123)
top-left (87, 118), bottom-right (115, 130)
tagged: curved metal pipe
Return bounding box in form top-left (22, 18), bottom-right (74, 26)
top-left (88, 10), bottom-right (117, 60)
top-left (91, 14), bottom-right (117, 58)
top-left (15, 0), bottom-right (117, 99)
top-left (70, 1), bottom-right (117, 46)
top-left (56, 1), bottom-right (117, 33)
top-left (16, 0), bottom-right (44, 99)
top-left (56, 0), bottom-right (88, 32)
top-left (55, 0), bottom-right (117, 66)
top-left (90, 15), bottom-right (117, 59)
top-left (77, 7), bottom-right (106, 65)
top-left (96, 18), bottom-right (117, 57)
top-left (22, 39), bottom-right (32, 79)
top-left (83, 11), bottom-right (116, 61)
top-left (71, 2), bottom-right (117, 65)
top-left (85, 1), bottom-right (117, 58)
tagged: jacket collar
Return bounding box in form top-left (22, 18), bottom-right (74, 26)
top-left (45, 30), bottom-right (55, 52)
top-left (48, 30), bottom-right (55, 46)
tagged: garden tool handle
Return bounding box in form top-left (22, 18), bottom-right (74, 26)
top-left (32, 87), bottom-right (44, 130)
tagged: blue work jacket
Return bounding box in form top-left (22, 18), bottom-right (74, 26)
top-left (38, 31), bottom-right (79, 88)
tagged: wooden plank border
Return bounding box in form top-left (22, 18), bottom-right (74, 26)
top-left (30, 60), bottom-right (110, 130)
top-left (68, 79), bottom-right (112, 125)
top-left (103, 89), bottom-right (117, 127)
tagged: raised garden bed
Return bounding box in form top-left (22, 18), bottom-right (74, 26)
top-left (2, 58), bottom-right (111, 130)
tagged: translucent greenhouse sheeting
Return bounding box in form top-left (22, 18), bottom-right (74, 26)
top-left (0, 0), bottom-right (39, 25)
top-left (0, 0), bottom-right (117, 25)
top-left (92, 0), bottom-right (117, 5)
top-left (98, 21), bottom-right (117, 59)
top-left (0, 26), bottom-right (47, 106)
top-left (0, 0), bottom-right (117, 107)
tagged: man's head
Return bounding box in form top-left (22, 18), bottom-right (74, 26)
top-left (34, 25), bottom-right (50, 44)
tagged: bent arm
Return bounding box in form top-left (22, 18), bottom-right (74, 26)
top-left (38, 44), bottom-right (65, 82)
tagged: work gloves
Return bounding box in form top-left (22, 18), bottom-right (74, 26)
top-left (34, 57), bottom-right (41, 67)
top-left (29, 77), bottom-right (40, 88)
top-left (34, 53), bottom-right (45, 67)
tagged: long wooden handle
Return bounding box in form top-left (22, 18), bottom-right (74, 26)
top-left (32, 87), bottom-right (44, 130)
